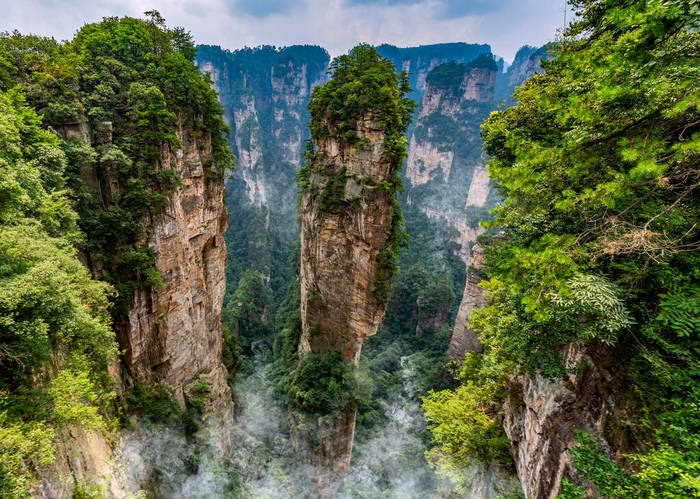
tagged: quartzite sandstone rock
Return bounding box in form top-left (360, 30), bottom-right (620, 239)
top-left (294, 111), bottom-right (397, 493)
top-left (447, 243), bottom-right (487, 360)
top-left (121, 119), bottom-right (232, 417)
top-left (503, 342), bottom-right (640, 498)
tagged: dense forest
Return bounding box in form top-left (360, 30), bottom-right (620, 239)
top-left (423, 0), bottom-right (699, 495)
top-left (0, 0), bottom-right (698, 497)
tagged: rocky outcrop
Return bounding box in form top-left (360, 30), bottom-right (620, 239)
top-left (298, 112), bottom-right (395, 365)
top-left (503, 342), bottom-right (638, 498)
top-left (403, 57), bottom-right (497, 280)
top-left (53, 117), bottom-right (232, 418)
top-left (447, 244), bottom-right (487, 360)
top-left (34, 425), bottom-right (125, 498)
top-left (294, 110), bottom-right (398, 491)
top-left (120, 120), bottom-right (232, 417)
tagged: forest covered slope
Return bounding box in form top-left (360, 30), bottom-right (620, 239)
top-left (0, 13), bottom-right (235, 496)
top-left (423, 0), bottom-right (699, 496)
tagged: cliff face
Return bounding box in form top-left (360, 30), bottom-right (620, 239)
top-left (446, 244), bottom-right (486, 360)
top-left (61, 118), bottom-right (233, 415)
top-left (121, 122), bottom-right (232, 415)
top-left (299, 113), bottom-right (395, 363)
top-left (502, 343), bottom-right (637, 498)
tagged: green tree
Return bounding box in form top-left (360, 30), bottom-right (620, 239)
top-left (0, 88), bottom-right (117, 496)
top-left (423, 0), bottom-right (699, 494)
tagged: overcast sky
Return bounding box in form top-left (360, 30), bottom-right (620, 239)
top-left (0, 0), bottom-right (573, 63)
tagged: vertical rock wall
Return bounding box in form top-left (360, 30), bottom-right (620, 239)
top-left (294, 111), bottom-right (396, 493)
top-left (56, 117), bottom-right (233, 416)
top-left (120, 120), bottom-right (232, 416)
top-left (503, 343), bottom-right (638, 498)
top-left (446, 244), bottom-right (487, 360)
top-left (299, 115), bottom-right (393, 364)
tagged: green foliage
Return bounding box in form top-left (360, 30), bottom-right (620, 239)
top-left (1, 13), bottom-right (234, 318)
top-left (126, 383), bottom-right (181, 424)
top-left (289, 349), bottom-right (357, 415)
top-left (0, 89), bottom-right (79, 239)
top-left (423, 0), bottom-right (700, 489)
top-left (221, 269), bottom-right (273, 376)
top-left (357, 266), bottom-right (455, 438)
top-left (425, 62), bottom-right (467, 94)
top-left (424, 55), bottom-right (496, 96)
top-left (0, 405), bottom-right (55, 498)
top-left (0, 87), bottom-right (118, 494)
top-left (49, 367), bottom-right (106, 430)
top-left (307, 43), bottom-right (414, 153)
top-left (422, 353), bottom-right (513, 471)
top-left (559, 430), bottom-right (700, 498)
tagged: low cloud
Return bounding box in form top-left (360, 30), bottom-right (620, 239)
top-left (0, 0), bottom-right (571, 63)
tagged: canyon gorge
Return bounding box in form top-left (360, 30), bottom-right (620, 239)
top-left (2, 3), bottom-right (697, 498)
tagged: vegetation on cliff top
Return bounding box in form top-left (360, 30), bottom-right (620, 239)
top-left (0, 12), bottom-right (234, 316)
top-left (423, 0), bottom-right (699, 495)
top-left (307, 43), bottom-right (413, 153)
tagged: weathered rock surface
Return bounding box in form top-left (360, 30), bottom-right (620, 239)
top-left (299, 113), bottom-right (394, 364)
top-left (120, 120), bottom-right (232, 417)
top-left (294, 112), bottom-right (396, 491)
top-left (447, 244), bottom-right (487, 360)
top-left (503, 342), bottom-right (639, 498)
top-left (42, 116), bottom-right (233, 497)
top-left (35, 426), bottom-right (128, 499)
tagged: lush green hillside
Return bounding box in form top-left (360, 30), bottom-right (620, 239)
top-left (423, 0), bottom-right (699, 495)
top-left (0, 14), bottom-right (232, 494)
top-left (0, 85), bottom-right (118, 499)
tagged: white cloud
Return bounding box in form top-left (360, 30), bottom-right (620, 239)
top-left (0, 0), bottom-right (571, 63)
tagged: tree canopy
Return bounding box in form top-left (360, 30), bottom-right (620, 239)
top-left (423, 0), bottom-right (699, 495)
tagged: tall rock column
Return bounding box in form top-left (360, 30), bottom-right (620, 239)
top-left (123, 122), bottom-right (233, 418)
top-left (290, 45), bottom-right (413, 494)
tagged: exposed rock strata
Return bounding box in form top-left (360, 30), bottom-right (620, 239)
top-left (294, 112), bottom-right (396, 492)
top-left (503, 342), bottom-right (638, 498)
top-left (55, 119), bottom-right (232, 417)
top-left (299, 113), bottom-right (394, 364)
top-left (447, 244), bottom-right (487, 360)
top-left (121, 121), bottom-right (232, 417)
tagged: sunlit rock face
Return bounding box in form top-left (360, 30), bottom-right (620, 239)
top-left (299, 113), bottom-right (393, 364)
top-left (120, 123), bottom-right (232, 418)
top-left (293, 111), bottom-right (398, 493)
top-left (52, 119), bottom-right (232, 415)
